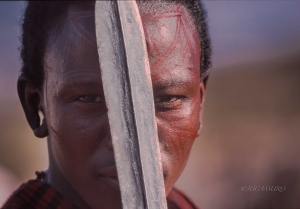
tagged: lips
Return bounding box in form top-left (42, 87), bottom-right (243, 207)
top-left (98, 166), bottom-right (120, 191)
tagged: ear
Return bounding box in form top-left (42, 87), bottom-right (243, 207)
top-left (17, 76), bottom-right (49, 138)
top-left (198, 72), bottom-right (209, 135)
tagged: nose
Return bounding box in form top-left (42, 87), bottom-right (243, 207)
top-left (106, 133), bottom-right (113, 151)
top-left (103, 113), bottom-right (113, 151)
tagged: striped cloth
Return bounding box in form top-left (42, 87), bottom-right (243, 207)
top-left (2, 179), bottom-right (200, 209)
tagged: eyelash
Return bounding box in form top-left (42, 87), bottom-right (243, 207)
top-left (154, 95), bottom-right (186, 110)
top-left (74, 94), bottom-right (185, 109)
top-left (76, 95), bottom-right (104, 104)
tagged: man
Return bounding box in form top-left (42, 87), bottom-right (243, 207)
top-left (3, 0), bottom-right (211, 208)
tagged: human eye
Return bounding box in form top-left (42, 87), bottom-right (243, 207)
top-left (76, 95), bottom-right (104, 104)
top-left (154, 95), bottom-right (186, 110)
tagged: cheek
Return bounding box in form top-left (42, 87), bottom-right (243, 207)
top-left (156, 95), bottom-right (201, 168)
top-left (156, 97), bottom-right (200, 192)
top-left (46, 99), bottom-right (109, 174)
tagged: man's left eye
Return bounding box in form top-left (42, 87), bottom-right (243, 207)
top-left (154, 95), bottom-right (186, 110)
top-left (77, 95), bottom-right (103, 104)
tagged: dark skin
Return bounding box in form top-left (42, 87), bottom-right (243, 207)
top-left (18, 3), bottom-right (207, 209)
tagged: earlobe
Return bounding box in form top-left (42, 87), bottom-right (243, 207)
top-left (34, 117), bottom-right (49, 138)
top-left (17, 76), bottom-right (49, 138)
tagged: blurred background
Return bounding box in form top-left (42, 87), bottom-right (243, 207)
top-left (0, 1), bottom-right (299, 208)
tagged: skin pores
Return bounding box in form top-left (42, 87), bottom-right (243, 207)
top-left (42, 3), bottom-right (205, 209)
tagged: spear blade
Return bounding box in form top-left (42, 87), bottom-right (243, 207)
top-left (95, 1), bottom-right (167, 208)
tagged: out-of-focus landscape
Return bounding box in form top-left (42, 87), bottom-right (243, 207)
top-left (177, 53), bottom-right (300, 209)
top-left (1, 1), bottom-right (300, 208)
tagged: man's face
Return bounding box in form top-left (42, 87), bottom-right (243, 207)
top-left (43, 3), bottom-right (204, 208)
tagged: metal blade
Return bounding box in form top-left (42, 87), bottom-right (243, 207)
top-left (95, 1), bottom-right (167, 209)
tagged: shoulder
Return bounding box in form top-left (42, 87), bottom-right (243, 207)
top-left (2, 180), bottom-right (78, 209)
top-left (167, 187), bottom-right (201, 209)
top-left (3, 181), bottom-right (200, 209)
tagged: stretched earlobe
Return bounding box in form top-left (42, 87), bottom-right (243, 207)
top-left (17, 76), bottom-right (49, 138)
top-left (33, 117), bottom-right (49, 138)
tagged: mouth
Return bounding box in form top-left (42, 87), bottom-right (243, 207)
top-left (98, 166), bottom-right (120, 191)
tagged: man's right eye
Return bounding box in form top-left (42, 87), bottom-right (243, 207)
top-left (76, 95), bottom-right (103, 104)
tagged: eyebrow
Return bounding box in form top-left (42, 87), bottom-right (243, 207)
top-left (152, 79), bottom-right (193, 89)
top-left (61, 76), bottom-right (103, 88)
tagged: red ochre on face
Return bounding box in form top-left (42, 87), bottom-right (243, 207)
top-left (43, 3), bottom-right (205, 209)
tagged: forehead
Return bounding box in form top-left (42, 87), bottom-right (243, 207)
top-left (46, 6), bottom-right (97, 72)
top-left (140, 5), bottom-right (200, 70)
top-left (45, 2), bottom-right (200, 80)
